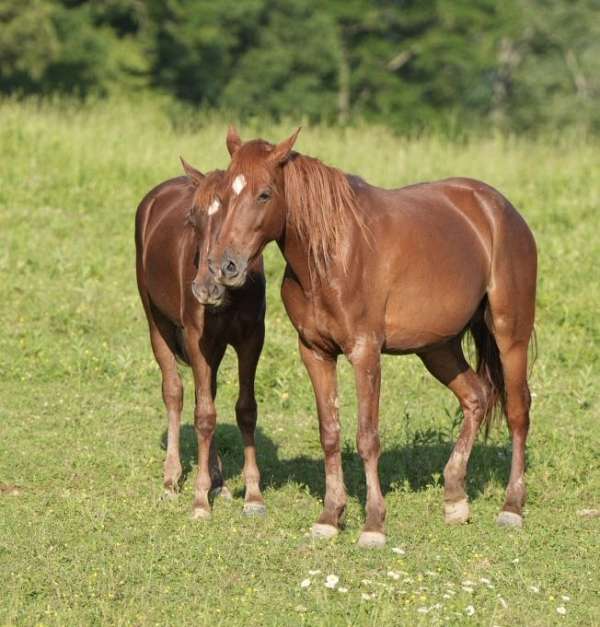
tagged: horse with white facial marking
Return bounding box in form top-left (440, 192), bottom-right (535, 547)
top-left (135, 160), bottom-right (266, 519)
top-left (206, 127), bottom-right (537, 547)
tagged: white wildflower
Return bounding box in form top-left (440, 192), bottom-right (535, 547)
top-left (361, 579), bottom-right (372, 585)
top-left (325, 574), bottom-right (339, 589)
top-left (462, 586), bottom-right (474, 593)
top-left (392, 547), bottom-right (406, 555)
top-left (308, 569), bottom-right (321, 576)
top-left (479, 577), bottom-right (491, 585)
top-left (462, 580), bottom-right (476, 587)
top-left (465, 605), bottom-right (475, 616)
top-left (498, 597), bottom-right (508, 609)
top-left (361, 593), bottom-right (375, 601)
top-left (529, 585), bottom-right (540, 593)
top-left (561, 595), bottom-right (570, 602)
top-left (417, 607), bottom-right (429, 614)
top-left (300, 579), bottom-right (311, 589)
top-left (443, 594), bottom-right (452, 600)
top-left (338, 587), bottom-right (348, 593)
top-left (387, 571), bottom-right (401, 580)
top-left (557, 607), bottom-right (567, 615)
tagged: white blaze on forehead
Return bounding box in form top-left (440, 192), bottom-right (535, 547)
top-left (232, 174), bottom-right (246, 195)
top-left (207, 198), bottom-right (221, 215)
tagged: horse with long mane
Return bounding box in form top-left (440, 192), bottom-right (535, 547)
top-left (201, 127), bottom-right (537, 548)
top-left (135, 159), bottom-right (266, 519)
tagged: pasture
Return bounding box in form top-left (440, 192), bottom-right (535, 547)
top-left (0, 100), bottom-right (598, 625)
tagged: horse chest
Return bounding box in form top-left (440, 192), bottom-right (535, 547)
top-left (281, 275), bottom-right (345, 354)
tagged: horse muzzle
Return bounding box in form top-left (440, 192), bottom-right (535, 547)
top-left (192, 279), bottom-right (226, 307)
top-left (212, 250), bottom-right (248, 288)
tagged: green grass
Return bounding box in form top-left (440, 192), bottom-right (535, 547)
top-left (0, 99), bottom-right (598, 626)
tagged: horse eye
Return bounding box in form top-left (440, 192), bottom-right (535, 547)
top-left (257, 190), bottom-right (271, 203)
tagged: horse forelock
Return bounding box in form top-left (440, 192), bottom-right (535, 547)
top-left (192, 170), bottom-right (224, 211)
top-left (224, 140), bottom-right (274, 192)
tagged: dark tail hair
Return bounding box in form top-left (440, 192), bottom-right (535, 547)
top-left (467, 301), bottom-right (506, 437)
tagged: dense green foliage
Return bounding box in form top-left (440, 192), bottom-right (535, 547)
top-left (1, 0), bottom-right (599, 132)
top-left (1, 100), bottom-right (599, 625)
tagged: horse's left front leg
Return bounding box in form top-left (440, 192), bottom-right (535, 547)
top-left (187, 333), bottom-right (225, 520)
top-left (234, 326), bottom-right (266, 516)
top-left (351, 343), bottom-right (386, 548)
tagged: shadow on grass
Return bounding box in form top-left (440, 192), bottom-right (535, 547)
top-left (161, 421), bottom-right (512, 506)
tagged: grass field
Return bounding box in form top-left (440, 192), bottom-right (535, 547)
top-left (0, 99), bottom-right (598, 626)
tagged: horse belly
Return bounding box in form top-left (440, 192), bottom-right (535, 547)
top-left (382, 232), bottom-right (488, 353)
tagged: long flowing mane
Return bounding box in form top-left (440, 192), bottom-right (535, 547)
top-left (282, 153), bottom-right (367, 276)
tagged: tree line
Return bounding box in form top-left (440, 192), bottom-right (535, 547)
top-left (1, 0), bottom-right (598, 133)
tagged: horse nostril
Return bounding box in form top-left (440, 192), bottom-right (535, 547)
top-left (222, 258), bottom-right (238, 278)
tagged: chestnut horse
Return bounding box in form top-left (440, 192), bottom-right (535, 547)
top-left (203, 127), bottom-right (537, 547)
top-left (135, 160), bottom-right (266, 519)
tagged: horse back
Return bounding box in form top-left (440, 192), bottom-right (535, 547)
top-left (135, 176), bottom-right (197, 326)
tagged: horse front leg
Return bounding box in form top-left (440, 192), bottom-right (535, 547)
top-left (350, 342), bottom-right (386, 548)
top-left (234, 327), bottom-right (266, 515)
top-left (187, 334), bottom-right (225, 520)
top-left (298, 339), bottom-right (347, 538)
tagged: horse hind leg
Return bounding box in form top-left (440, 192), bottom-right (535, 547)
top-left (493, 333), bottom-right (532, 528)
top-left (146, 309), bottom-right (184, 498)
top-left (486, 288), bottom-right (534, 527)
top-left (419, 342), bottom-right (491, 524)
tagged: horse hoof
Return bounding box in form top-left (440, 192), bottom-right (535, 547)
top-left (357, 531), bottom-right (386, 549)
top-left (496, 511), bottom-right (523, 528)
top-left (243, 502), bottom-right (266, 516)
top-left (444, 499), bottom-right (470, 524)
top-left (191, 507), bottom-right (211, 521)
top-left (311, 523), bottom-right (338, 540)
top-left (213, 486), bottom-right (233, 501)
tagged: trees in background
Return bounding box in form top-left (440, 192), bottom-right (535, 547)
top-left (1, 0), bottom-right (598, 132)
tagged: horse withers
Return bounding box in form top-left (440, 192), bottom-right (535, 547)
top-left (135, 159), bottom-right (266, 519)
top-left (206, 127), bottom-right (537, 547)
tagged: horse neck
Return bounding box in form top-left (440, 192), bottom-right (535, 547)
top-left (276, 207), bottom-right (365, 297)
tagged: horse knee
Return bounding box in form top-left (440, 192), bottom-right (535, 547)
top-left (194, 403), bottom-right (216, 439)
top-left (235, 400), bottom-right (257, 429)
top-left (319, 418), bottom-right (341, 456)
top-left (356, 425), bottom-right (380, 461)
top-left (162, 376), bottom-right (183, 409)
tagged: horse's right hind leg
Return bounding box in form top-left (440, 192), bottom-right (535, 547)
top-left (494, 338), bottom-right (531, 528)
top-left (148, 316), bottom-right (183, 498)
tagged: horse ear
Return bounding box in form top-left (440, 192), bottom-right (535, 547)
top-left (226, 124), bottom-right (242, 156)
top-left (180, 157), bottom-right (205, 185)
top-left (270, 127), bottom-right (301, 165)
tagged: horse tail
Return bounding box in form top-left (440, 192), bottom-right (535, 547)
top-left (467, 299), bottom-right (506, 437)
